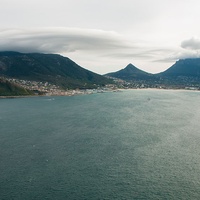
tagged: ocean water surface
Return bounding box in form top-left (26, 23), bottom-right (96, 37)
top-left (1, 89), bottom-right (200, 199)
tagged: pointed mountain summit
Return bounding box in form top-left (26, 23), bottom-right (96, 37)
top-left (106, 63), bottom-right (153, 81)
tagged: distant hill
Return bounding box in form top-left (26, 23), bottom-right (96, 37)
top-left (106, 59), bottom-right (200, 88)
top-left (157, 58), bottom-right (200, 86)
top-left (106, 63), bottom-right (154, 81)
top-left (0, 51), bottom-right (111, 89)
top-left (0, 78), bottom-right (33, 96)
top-left (158, 58), bottom-right (200, 77)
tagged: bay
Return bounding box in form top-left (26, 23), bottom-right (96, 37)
top-left (1, 89), bottom-right (200, 199)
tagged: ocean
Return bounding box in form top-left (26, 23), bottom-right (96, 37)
top-left (1, 89), bottom-right (200, 200)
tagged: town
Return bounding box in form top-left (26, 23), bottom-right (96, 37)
top-left (2, 77), bottom-right (120, 96)
top-left (1, 75), bottom-right (199, 98)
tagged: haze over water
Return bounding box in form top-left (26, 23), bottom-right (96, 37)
top-left (1, 89), bottom-right (200, 199)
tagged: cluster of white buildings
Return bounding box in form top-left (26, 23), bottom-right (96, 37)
top-left (2, 77), bottom-right (119, 96)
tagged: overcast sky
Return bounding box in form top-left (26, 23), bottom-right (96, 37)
top-left (1, 0), bottom-right (200, 74)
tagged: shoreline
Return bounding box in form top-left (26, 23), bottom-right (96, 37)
top-left (0, 95), bottom-right (42, 99)
top-left (125, 87), bottom-right (200, 92)
top-left (1, 87), bottom-right (200, 99)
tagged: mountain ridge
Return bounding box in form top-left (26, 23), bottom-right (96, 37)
top-left (158, 58), bottom-right (200, 77)
top-left (1, 51), bottom-right (200, 95)
top-left (106, 58), bottom-right (200, 88)
top-left (0, 51), bottom-right (111, 89)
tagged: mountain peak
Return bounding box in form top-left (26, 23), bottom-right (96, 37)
top-left (126, 63), bottom-right (134, 68)
top-left (123, 63), bottom-right (141, 72)
top-left (106, 63), bottom-right (152, 81)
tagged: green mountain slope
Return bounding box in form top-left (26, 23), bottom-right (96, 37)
top-left (0, 51), bottom-right (111, 89)
top-left (157, 58), bottom-right (200, 86)
top-left (159, 58), bottom-right (200, 77)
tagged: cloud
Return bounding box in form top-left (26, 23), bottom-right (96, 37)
top-left (171, 37), bottom-right (200, 61)
top-left (0, 27), bottom-right (184, 74)
top-left (153, 37), bottom-right (200, 64)
top-left (0, 27), bottom-right (172, 60)
top-left (0, 27), bottom-right (133, 54)
top-left (181, 37), bottom-right (200, 50)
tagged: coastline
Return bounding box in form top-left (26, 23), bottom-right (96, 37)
top-left (0, 95), bottom-right (41, 99)
top-left (133, 87), bottom-right (200, 92)
top-left (1, 87), bottom-right (200, 99)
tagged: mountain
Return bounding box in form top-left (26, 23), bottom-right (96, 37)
top-left (157, 58), bottom-right (200, 86)
top-left (106, 59), bottom-right (200, 88)
top-left (159, 58), bottom-right (200, 77)
top-left (106, 63), bottom-right (154, 81)
top-left (0, 51), bottom-right (111, 89)
top-left (0, 78), bottom-right (33, 96)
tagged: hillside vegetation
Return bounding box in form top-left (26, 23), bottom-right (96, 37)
top-left (0, 51), bottom-right (111, 89)
top-left (0, 78), bottom-right (33, 96)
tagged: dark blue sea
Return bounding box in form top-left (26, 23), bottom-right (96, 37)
top-left (1, 89), bottom-right (200, 200)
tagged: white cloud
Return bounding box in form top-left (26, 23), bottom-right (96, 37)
top-left (181, 37), bottom-right (200, 50)
top-left (171, 37), bottom-right (200, 61)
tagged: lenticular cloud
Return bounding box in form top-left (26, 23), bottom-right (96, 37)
top-left (0, 27), bottom-right (128, 54)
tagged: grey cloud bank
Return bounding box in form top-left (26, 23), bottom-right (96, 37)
top-left (0, 28), bottom-right (128, 53)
